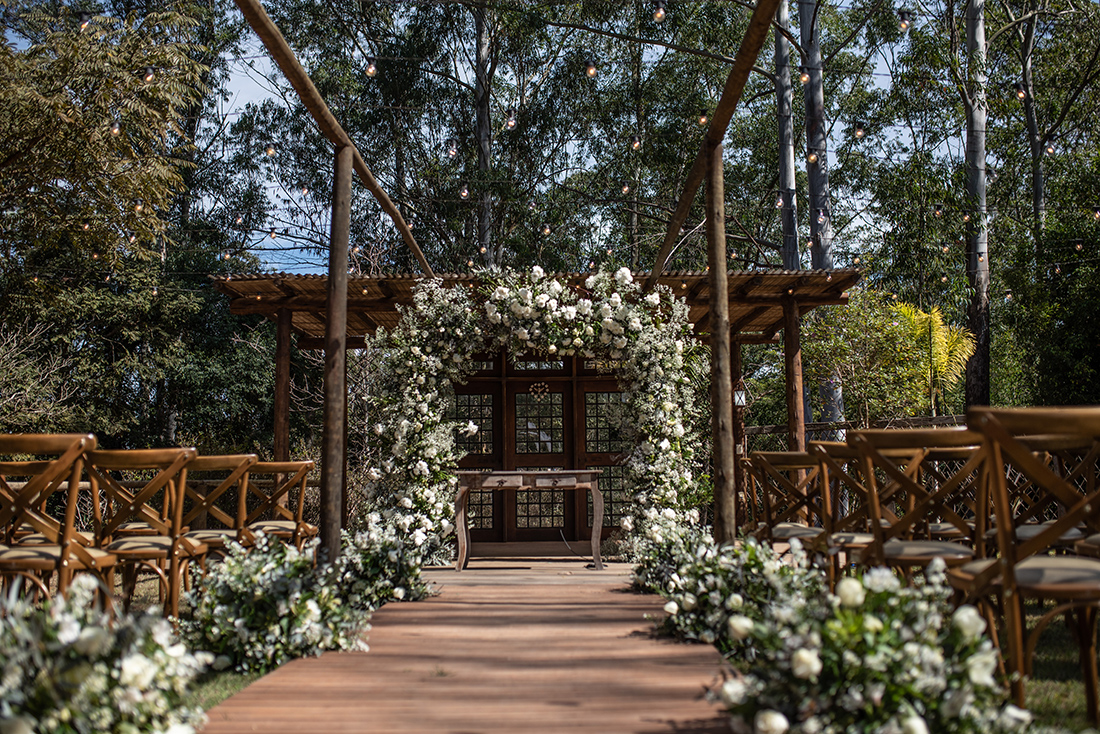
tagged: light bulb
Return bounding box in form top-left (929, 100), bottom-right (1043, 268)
top-left (1045, 141), bottom-right (1055, 155)
top-left (963, 213), bottom-right (971, 223)
top-left (1056, 265), bottom-right (1062, 274)
top-left (978, 254), bottom-right (985, 262)
top-left (606, 248), bottom-right (613, 255)
top-left (941, 275), bottom-right (948, 282)
top-left (898, 10), bottom-right (912, 31)
top-left (528, 199), bottom-right (537, 211)
top-left (854, 121), bottom-right (865, 139)
top-left (541, 223), bottom-right (551, 236)
top-left (143, 66), bottom-right (155, 82)
top-left (366, 58), bottom-right (377, 77)
top-left (152, 286), bottom-right (157, 295)
top-left (1005, 291), bottom-right (1013, 300)
top-left (585, 58), bottom-right (597, 78)
top-left (807, 150), bottom-right (819, 164)
top-left (680, 280), bottom-right (687, 289)
top-left (816, 209), bottom-right (826, 224)
top-left (255, 293), bottom-right (262, 300)
top-left (698, 110), bottom-right (708, 126)
top-left (621, 182), bottom-right (631, 195)
top-left (775, 194), bottom-right (783, 208)
top-left (505, 108), bottom-right (517, 130)
top-left (480, 246), bottom-right (487, 254)
top-left (79, 11), bottom-right (91, 30)
top-left (234, 213), bottom-right (244, 225)
top-left (445, 138), bottom-right (458, 158)
top-left (269, 228), bottom-right (277, 238)
top-left (82, 220), bottom-right (91, 231)
top-left (92, 251), bottom-right (98, 259)
top-left (934, 204), bottom-right (943, 217)
top-left (652, 0), bottom-right (666, 22)
top-left (264, 142), bottom-right (276, 157)
top-left (223, 252), bottom-right (231, 260)
top-left (799, 66), bottom-right (810, 84)
top-left (459, 184), bottom-right (470, 199)
top-left (467, 259), bottom-right (474, 267)
top-left (127, 231), bottom-right (137, 244)
top-left (1014, 82), bottom-right (1026, 100)
top-left (630, 134), bottom-right (642, 151)
top-left (110, 119), bottom-right (122, 136)
top-left (1076, 241), bottom-right (1084, 251)
top-left (300, 183), bottom-right (309, 195)
top-left (942, 245), bottom-right (949, 253)
top-left (853, 256), bottom-right (861, 265)
top-left (1094, 208), bottom-right (1100, 220)
top-left (133, 199), bottom-right (144, 213)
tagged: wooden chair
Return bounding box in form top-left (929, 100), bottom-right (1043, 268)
top-left (849, 427), bottom-right (983, 573)
top-left (182, 454), bottom-right (258, 557)
top-left (809, 441), bottom-right (881, 585)
top-left (0, 434), bottom-right (115, 598)
top-left (85, 447), bottom-right (199, 617)
top-left (746, 451), bottom-right (826, 547)
top-left (952, 407), bottom-right (1100, 724)
top-left (242, 461), bottom-right (318, 549)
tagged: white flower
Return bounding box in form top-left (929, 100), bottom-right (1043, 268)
top-left (863, 615), bottom-right (884, 633)
top-left (680, 593), bottom-right (697, 611)
top-left (718, 678), bottom-right (748, 707)
top-left (73, 625), bottom-right (111, 656)
top-left (790, 648), bottom-right (822, 680)
top-left (658, 438), bottom-right (671, 452)
top-left (942, 688), bottom-right (971, 718)
top-left (515, 328), bottom-right (529, 341)
top-left (620, 516), bottom-right (634, 532)
top-left (645, 292), bottom-right (661, 306)
top-left (727, 615), bottom-right (754, 640)
top-left (613, 337), bottom-right (628, 349)
top-left (531, 265), bottom-right (545, 279)
top-left (535, 293), bottom-right (550, 307)
top-left (900, 715), bottom-right (929, 734)
top-left (726, 593), bottom-right (743, 609)
top-left (966, 649), bottom-right (998, 688)
top-left (119, 653), bottom-right (158, 689)
top-left (952, 605), bottom-right (987, 642)
top-left (996, 704), bottom-right (1033, 730)
top-left (862, 567), bottom-right (900, 593)
top-left (663, 600), bottom-right (679, 616)
top-left (835, 577), bottom-right (866, 607)
top-left (373, 423), bottom-right (384, 435)
top-left (492, 286), bottom-right (509, 299)
top-left (614, 266), bottom-right (633, 286)
top-left (754, 710), bottom-right (789, 734)
top-left (413, 460), bottom-right (430, 476)
top-left (463, 420), bottom-right (479, 436)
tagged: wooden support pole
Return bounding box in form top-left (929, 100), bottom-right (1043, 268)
top-left (643, 0), bottom-right (783, 292)
top-left (231, 0), bottom-right (433, 277)
top-left (732, 342), bottom-right (747, 534)
top-left (706, 143), bottom-right (736, 544)
top-left (321, 145), bottom-right (352, 563)
top-left (783, 298), bottom-right (807, 452)
top-left (274, 308), bottom-right (291, 463)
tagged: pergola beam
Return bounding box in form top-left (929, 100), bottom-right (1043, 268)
top-left (643, 0), bottom-right (784, 292)
top-left (232, 0), bottom-right (433, 278)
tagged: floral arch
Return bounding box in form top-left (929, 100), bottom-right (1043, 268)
top-left (364, 266), bottom-right (700, 557)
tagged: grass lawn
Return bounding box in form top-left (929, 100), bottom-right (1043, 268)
top-left (1026, 604), bottom-right (1095, 732)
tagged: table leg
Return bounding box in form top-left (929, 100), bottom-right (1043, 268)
top-left (589, 486), bottom-right (604, 571)
top-left (454, 485), bottom-right (470, 572)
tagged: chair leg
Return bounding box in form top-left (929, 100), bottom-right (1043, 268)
top-left (1004, 589), bottom-right (1028, 708)
top-left (1073, 606), bottom-right (1100, 725)
top-left (121, 565), bottom-right (138, 614)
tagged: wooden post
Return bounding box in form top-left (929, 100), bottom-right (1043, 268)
top-left (783, 297), bottom-right (807, 452)
top-left (321, 145), bottom-right (352, 563)
top-left (732, 341), bottom-right (746, 534)
top-left (274, 308), bottom-right (291, 463)
top-left (706, 142), bottom-right (736, 544)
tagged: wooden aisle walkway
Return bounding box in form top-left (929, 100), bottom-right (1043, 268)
top-left (201, 559), bottom-right (728, 734)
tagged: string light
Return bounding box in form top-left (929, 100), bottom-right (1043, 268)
top-left (541, 223), bottom-right (551, 235)
top-left (1005, 290), bottom-right (1013, 301)
top-left (942, 244), bottom-right (949, 253)
top-left (934, 203), bottom-right (943, 217)
top-left (133, 199), bottom-right (144, 213)
top-left (264, 142), bottom-right (276, 157)
top-left (127, 231), bottom-right (137, 244)
top-left (505, 108), bottom-right (517, 130)
top-left (698, 109), bottom-right (708, 126)
top-left (78, 11), bottom-right (91, 30)
top-left (621, 182), bottom-right (631, 195)
top-left (652, 0), bottom-right (666, 22)
top-left (223, 251), bottom-right (231, 260)
top-left (978, 254), bottom-right (985, 262)
top-left (366, 58), bottom-right (377, 77)
top-left (807, 150), bottom-right (819, 164)
top-left (1094, 208), bottom-right (1100, 220)
top-left (775, 193), bottom-right (783, 208)
top-left (91, 251), bottom-right (98, 259)
top-left (941, 275), bottom-right (948, 282)
top-left (1044, 140), bottom-right (1055, 155)
top-left (445, 138), bottom-right (458, 158)
top-left (82, 220), bottom-right (91, 231)
top-left (152, 286), bottom-right (157, 296)
top-left (629, 134), bottom-right (642, 151)
top-left (268, 227), bottom-right (277, 238)
top-left (680, 280), bottom-right (687, 289)
top-left (962, 212), bottom-right (970, 222)
top-left (299, 183), bottom-right (309, 195)
top-left (109, 119), bottom-right (122, 136)
top-left (816, 209), bottom-right (826, 224)
top-left (527, 199), bottom-right (537, 211)
top-left (898, 10), bottom-right (913, 31)
top-left (798, 66), bottom-right (810, 84)
top-left (234, 213), bottom-right (244, 225)
top-left (480, 246), bottom-right (487, 254)
top-left (1075, 240), bottom-right (1084, 251)
top-left (1014, 82), bottom-right (1027, 101)
top-left (459, 183), bottom-right (470, 199)
top-left (143, 66), bottom-right (155, 83)
top-left (853, 121), bottom-right (866, 139)
top-left (853, 256), bottom-right (861, 264)
top-left (584, 57), bottom-right (597, 78)
top-left (467, 259), bottom-right (474, 267)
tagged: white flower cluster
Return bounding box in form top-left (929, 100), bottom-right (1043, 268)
top-left (334, 513), bottom-right (431, 611)
top-left (0, 576), bottom-right (209, 734)
top-left (184, 533), bottom-right (370, 673)
top-left (364, 267), bottom-right (699, 559)
top-left (705, 557), bottom-right (1033, 734)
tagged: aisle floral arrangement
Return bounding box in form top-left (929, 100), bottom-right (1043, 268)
top-left (335, 514), bottom-right (431, 610)
top-left (0, 576), bottom-right (210, 734)
top-left (364, 266), bottom-right (700, 557)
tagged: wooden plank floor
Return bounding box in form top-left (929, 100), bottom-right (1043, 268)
top-left (201, 559), bottom-right (728, 734)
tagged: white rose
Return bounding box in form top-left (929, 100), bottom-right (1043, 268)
top-left (680, 593), bottom-right (697, 611)
top-left (996, 704), bottom-right (1033, 730)
top-left (754, 710), bottom-right (789, 734)
top-left (614, 266), bottom-right (633, 285)
top-left (492, 286), bottom-right (509, 299)
top-left (863, 615), bottom-right (884, 633)
top-left (952, 605), bottom-right (987, 642)
top-left (645, 292), bottom-right (661, 306)
top-left (531, 265), bottom-right (544, 279)
top-left (548, 280), bottom-right (562, 296)
top-left (901, 715), bottom-right (929, 734)
top-left (620, 516), bottom-right (634, 532)
top-left (790, 648), bottom-right (822, 680)
top-left (726, 593), bottom-right (743, 609)
top-left (835, 577), bottom-right (866, 607)
top-left (967, 649), bottom-right (998, 688)
top-left (718, 678), bottom-right (749, 707)
top-left (119, 653), bottom-right (157, 689)
top-left (663, 600), bottom-right (679, 616)
top-left (727, 615), bottom-right (754, 640)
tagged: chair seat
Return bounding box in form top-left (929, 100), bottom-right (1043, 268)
top-left (986, 523), bottom-right (1085, 543)
top-left (956, 555), bottom-right (1100, 596)
top-left (116, 521), bottom-right (158, 535)
top-left (249, 519), bottom-right (319, 536)
top-left (883, 539), bottom-right (974, 561)
top-left (771, 522), bottom-right (824, 540)
top-left (106, 535), bottom-right (207, 558)
top-left (929, 521), bottom-right (971, 538)
top-left (829, 531), bottom-right (875, 546)
top-left (1076, 534), bottom-right (1100, 558)
top-left (0, 544), bottom-right (115, 570)
top-left (19, 530), bottom-right (94, 545)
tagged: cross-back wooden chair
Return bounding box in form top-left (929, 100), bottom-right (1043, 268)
top-left (809, 441), bottom-right (881, 585)
top-left (182, 454), bottom-right (258, 557)
top-left (952, 406), bottom-right (1100, 724)
top-left (0, 434), bottom-right (115, 598)
top-left (849, 427), bottom-right (983, 573)
top-left (746, 451), bottom-right (826, 548)
top-left (242, 460), bottom-right (318, 549)
top-left (85, 447), bottom-right (199, 617)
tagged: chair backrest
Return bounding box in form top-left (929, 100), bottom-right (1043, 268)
top-left (183, 454), bottom-right (258, 530)
top-left (848, 427), bottom-right (984, 565)
top-left (0, 434), bottom-right (95, 542)
top-left (969, 407), bottom-right (1100, 582)
top-left (810, 441), bottom-right (873, 541)
top-left (85, 448), bottom-right (196, 544)
top-left (746, 451), bottom-right (824, 541)
top-left (242, 460), bottom-right (315, 526)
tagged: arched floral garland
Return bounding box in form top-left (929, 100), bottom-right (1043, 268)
top-left (365, 266), bottom-right (699, 558)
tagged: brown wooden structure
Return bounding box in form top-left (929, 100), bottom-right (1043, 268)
top-left (214, 268), bottom-right (859, 541)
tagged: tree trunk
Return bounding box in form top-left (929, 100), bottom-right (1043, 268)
top-left (1019, 16), bottom-right (1045, 260)
top-left (473, 3), bottom-right (493, 263)
top-left (775, 0), bottom-right (799, 270)
top-left (798, 0), bottom-right (833, 270)
top-left (964, 0), bottom-right (991, 407)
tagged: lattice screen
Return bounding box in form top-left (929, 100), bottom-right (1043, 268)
top-left (514, 392), bottom-right (564, 454)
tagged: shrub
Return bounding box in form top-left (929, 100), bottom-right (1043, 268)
top-left (335, 514), bottom-right (431, 610)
